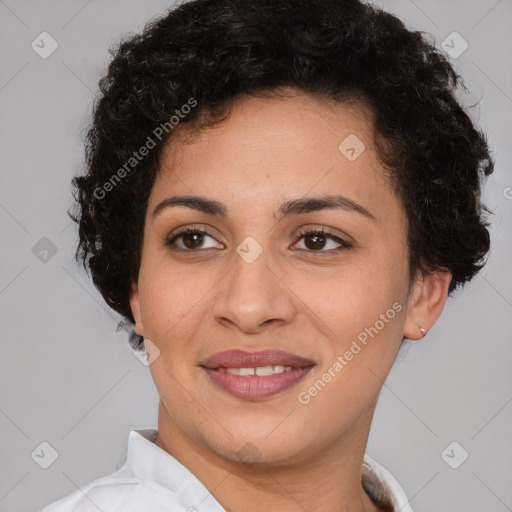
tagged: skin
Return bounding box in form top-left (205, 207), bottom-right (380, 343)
top-left (129, 88), bottom-right (451, 512)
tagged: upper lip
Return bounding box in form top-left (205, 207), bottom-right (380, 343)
top-left (201, 349), bottom-right (315, 369)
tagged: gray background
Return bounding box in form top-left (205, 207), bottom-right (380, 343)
top-left (0, 0), bottom-right (511, 511)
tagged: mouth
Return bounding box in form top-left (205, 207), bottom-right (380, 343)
top-left (200, 349), bottom-right (314, 400)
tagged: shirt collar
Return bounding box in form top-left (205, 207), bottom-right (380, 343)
top-left (127, 428), bottom-right (410, 512)
top-left (127, 428), bottom-right (225, 511)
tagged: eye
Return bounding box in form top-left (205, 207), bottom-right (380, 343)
top-left (292, 228), bottom-right (352, 253)
top-left (165, 227), bottom-right (352, 254)
top-left (165, 228), bottom-right (223, 251)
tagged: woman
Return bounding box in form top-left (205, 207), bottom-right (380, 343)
top-left (40, 0), bottom-right (493, 510)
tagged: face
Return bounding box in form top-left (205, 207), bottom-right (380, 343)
top-left (130, 89), bottom-right (418, 465)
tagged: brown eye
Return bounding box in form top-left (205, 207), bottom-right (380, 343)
top-left (304, 232), bottom-right (328, 250)
top-left (182, 231), bottom-right (205, 249)
top-left (294, 229), bottom-right (352, 253)
top-left (166, 228), bottom-right (223, 251)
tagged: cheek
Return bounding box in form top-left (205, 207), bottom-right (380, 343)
top-left (137, 253), bottom-right (218, 341)
top-left (292, 275), bottom-right (407, 440)
top-left (290, 261), bottom-right (404, 338)
top-left (290, 254), bottom-right (409, 398)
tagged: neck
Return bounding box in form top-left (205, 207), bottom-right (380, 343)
top-left (154, 400), bottom-right (382, 512)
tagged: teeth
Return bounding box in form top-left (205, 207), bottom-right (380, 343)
top-left (223, 365), bottom-right (294, 376)
top-left (256, 365), bottom-right (279, 376)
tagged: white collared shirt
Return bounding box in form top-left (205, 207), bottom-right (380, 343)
top-left (39, 429), bottom-right (413, 511)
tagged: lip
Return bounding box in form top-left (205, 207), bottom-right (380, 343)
top-left (201, 349), bottom-right (314, 369)
top-left (201, 349), bottom-right (314, 401)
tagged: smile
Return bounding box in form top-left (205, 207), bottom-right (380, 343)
top-left (218, 365), bottom-right (293, 376)
top-left (201, 349), bottom-right (314, 400)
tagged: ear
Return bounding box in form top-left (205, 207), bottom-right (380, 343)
top-left (129, 280), bottom-right (144, 337)
top-left (403, 269), bottom-right (452, 340)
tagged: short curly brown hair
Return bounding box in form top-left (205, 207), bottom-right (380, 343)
top-left (70, 0), bottom-right (494, 350)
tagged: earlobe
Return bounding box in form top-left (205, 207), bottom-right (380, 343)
top-left (129, 281), bottom-right (144, 337)
top-left (403, 270), bottom-right (452, 340)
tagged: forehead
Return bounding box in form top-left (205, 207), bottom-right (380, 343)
top-left (151, 90), bottom-right (400, 223)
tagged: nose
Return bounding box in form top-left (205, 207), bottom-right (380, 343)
top-left (211, 248), bottom-right (297, 334)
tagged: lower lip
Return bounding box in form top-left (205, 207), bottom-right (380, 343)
top-left (203, 367), bottom-right (313, 400)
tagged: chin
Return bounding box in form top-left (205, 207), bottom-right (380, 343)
top-left (202, 422), bottom-right (317, 468)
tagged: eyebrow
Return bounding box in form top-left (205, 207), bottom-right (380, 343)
top-left (152, 194), bottom-right (376, 221)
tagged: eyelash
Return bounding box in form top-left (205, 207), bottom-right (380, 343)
top-left (165, 227), bottom-right (353, 254)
